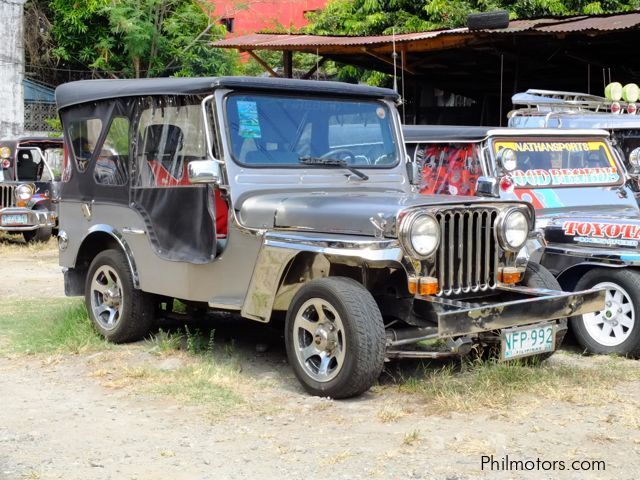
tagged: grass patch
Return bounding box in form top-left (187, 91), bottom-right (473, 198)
top-left (396, 355), bottom-right (640, 413)
top-left (0, 234), bottom-right (57, 256)
top-left (0, 298), bottom-right (108, 354)
top-left (148, 362), bottom-right (244, 415)
top-left (146, 328), bottom-right (183, 354)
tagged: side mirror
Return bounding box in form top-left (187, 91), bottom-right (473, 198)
top-left (188, 160), bottom-right (220, 184)
top-left (476, 176), bottom-right (500, 198)
top-left (407, 157), bottom-right (421, 185)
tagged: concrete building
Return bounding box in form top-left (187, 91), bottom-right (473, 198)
top-left (212, 0), bottom-right (326, 37)
top-left (0, 0), bottom-right (26, 139)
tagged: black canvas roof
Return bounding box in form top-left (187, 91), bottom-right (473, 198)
top-left (55, 76), bottom-right (400, 110)
top-left (402, 125), bottom-right (492, 143)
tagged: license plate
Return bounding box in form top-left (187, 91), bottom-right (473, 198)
top-left (501, 323), bottom-right (556, 360)
top-left (1, 214), bottom-right (29, 226)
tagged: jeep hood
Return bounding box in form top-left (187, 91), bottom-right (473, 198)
top-left (540, 205), bottom-right (640, 250)
top-left (237, 190), bottom-right (524, 236)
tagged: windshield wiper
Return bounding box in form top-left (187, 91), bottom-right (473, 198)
top-left (299, 156), bottom-right (369, 181)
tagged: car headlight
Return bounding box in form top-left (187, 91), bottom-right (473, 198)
top-left (15, 184), bottom-right (34, 202)
top-left (498, 208), bottom-right (529, 251)
top-left (0, 146), bottom-right (10, 159)
top-left (496, 147), bottom-right (517, 172)
top-left (400, 212), bottom-right (440, 258)
top-left (629, 147), bottom-right (640, 169)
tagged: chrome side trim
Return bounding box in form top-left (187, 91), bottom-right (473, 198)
top-left (545, 244), bottom-right (640, 266)
top-left (80, 225), bottom-right (140, 288)
top-left (241, 232), bottom-right (406, 322)
top-left (122, 227), bottom-right (146, 235)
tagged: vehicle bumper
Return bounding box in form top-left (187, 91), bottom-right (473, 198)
top-left (0, 207), bottom-right (56, 232)
top-left (419, 285), bottom-right (605, 337)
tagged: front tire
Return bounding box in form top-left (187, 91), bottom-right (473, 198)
top-left (85, 249), bottom-right (155, 343)
top-left (521, 262), bottom-right (567, 361)
top-left (285, 277), bottom-right (385, 399)
top-left (23, 205), bottom-right (52, 243)
top-left (571, 268), bottom-right (640, 356)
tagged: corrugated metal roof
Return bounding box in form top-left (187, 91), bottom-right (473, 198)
top-left (213, 11), bottom-right (640, 51)
top-left (23, 79), bottom-right (55, 103)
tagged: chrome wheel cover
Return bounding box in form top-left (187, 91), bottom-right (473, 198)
top-left (292, 298), bottom-right (346, 383)
top-left (90, 265), bottom-right (123, 331)
top-left (582, 282), bottom-right (635, 347)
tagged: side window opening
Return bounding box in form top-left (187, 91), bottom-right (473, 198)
top-left (68, 118), bottom-right (102, 173)
top-left (416, 142), bottom-right (482, 196)
top-left (94, 117), bottom-right (129, 186)
top-left (133, 96), bottom-right (207, 188)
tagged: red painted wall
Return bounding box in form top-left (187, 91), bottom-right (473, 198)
top-left (211, 0), bottom-right (328, 36)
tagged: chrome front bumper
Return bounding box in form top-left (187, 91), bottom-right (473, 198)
top-left (418, 285), bottom-right (605, 337)
top-left (0, 207), bottom-right (56, 231)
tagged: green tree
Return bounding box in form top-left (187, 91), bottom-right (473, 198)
top-left (308, 0), bottom-right (640, 36)
top-left (305, 0), bottom-right (640, 84)
top-left (26, 0), bottom-right (238, 80)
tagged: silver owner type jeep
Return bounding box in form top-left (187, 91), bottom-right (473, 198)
top-left (55, 77), bottom-right (604, 398)
top-left (0, 137), bottom-right (63, 242)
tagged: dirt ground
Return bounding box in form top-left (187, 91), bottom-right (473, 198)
top-left (1, 240), bottom-right (639, 480)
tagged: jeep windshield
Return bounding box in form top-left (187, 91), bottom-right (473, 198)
top-left (226, 94), bottom-right (399, 168)
top-left (491, 138), bottom-right (623, 188)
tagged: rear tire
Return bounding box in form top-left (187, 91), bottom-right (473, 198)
top-left (285, 277), bottom-right (385, 399)
top-left (571, 268), bottom-right (640, 356)
top-left (85, 249), bottom-right (155, 343)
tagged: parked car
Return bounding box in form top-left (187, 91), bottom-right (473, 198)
top-left (509, 89), bottom-right (640, 194)
top-left (54, 77), bottom-right (604, 398)
top-left (404, 125), bottom-right (640, 356)
top-left (0, 136), bottom-right (63, 242)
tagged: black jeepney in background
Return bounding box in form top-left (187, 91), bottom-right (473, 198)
top-left (0, 136), bottom-right (63, 242)
top-left (404, 125), bottom-right (640, 356)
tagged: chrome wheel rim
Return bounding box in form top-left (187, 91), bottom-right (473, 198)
top-left (90, 265), bottom-right (123, 331)
top-left (293, 298), bottom-right (346, 383)
top-left (582, 282), bottom-right (634, 347)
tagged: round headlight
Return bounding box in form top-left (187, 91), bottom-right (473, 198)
top-left (0, 147), bottom-right (10, 159)
top-left (497, 148), bottom-right (517, 172)
top-left (401, 213), bottom-right (440, 258)
top-left (15, 184), bottom-right (33, 202)
top-left (629, 147), bottom-right (640, 169)
top-left (500, 209), bottom-right (529, 251)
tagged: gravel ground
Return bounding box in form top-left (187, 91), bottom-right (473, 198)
top-left (1, 240), bottom-right (639, 480)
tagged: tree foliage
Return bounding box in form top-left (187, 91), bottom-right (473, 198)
top-left (25, 0), bottom-right (238, 81)
top-left (304, 0), bottom-right (640, 84)
top-left (307, 0), bottom-right (640, 36)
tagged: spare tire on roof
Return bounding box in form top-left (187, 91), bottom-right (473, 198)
top-left (467, 10), bottom-right (510, 30)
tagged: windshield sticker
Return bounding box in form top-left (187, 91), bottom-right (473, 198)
top-left (237, 101), bottom-right (261, 138)
top-left (511, 167), bottom-right (620, 187)
top-left (514, 188), bottom-right (563, 210)
top-left (512, 142), bottom-right (591, 152)
top-left (563, 221), bottom-right (640, 247)
top-left (376, 107), bottom-right (386, 119)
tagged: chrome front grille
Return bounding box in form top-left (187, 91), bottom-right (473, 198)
top-left (0, 185), bottom-right (16, 209)
top-left (435, 208), bottom-right (499, 295)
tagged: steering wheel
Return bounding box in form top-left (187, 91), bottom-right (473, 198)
top-left (321, 148), bottom-right (357, 163)
top-left (374, 154), bottom-right (393, 165)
